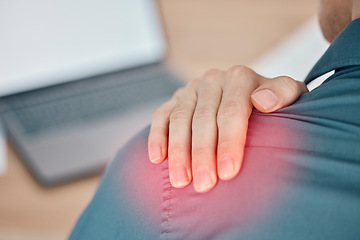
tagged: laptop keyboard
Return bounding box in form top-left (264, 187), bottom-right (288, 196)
top-left (2, 65), bottom-right (183, 136)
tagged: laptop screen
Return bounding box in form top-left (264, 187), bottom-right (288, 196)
top-left (0, 0), bottom-right (165, 97)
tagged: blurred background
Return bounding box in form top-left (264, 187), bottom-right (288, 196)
top-left (0, 0), bottom-right (323, 239)
top-left (162, 0), bottom-right (318, 76)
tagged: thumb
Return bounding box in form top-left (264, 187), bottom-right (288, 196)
top-left (251, 76), bottom-right (309, 113)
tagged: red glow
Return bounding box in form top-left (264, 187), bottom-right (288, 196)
top-left (119, 112), bottom-right (299, 238)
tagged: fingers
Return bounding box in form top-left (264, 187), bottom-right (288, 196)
top-left (251, 76), bottom-right (309, 113)
top-left (148, 88), bottom-right (183, 164)
top-left (191, 69), bottom-right (223, 192)
top-left (150, 65), bottom-right (309, 194)
top-left (168, 81), bottom-right (198, 188)
top-left (216, 66), bottom-right (256, 181)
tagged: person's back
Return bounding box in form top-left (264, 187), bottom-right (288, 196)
top-left (69, 17), bottom-right (360, 239)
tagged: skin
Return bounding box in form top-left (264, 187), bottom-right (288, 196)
top-left (149, 69), bottom-right (308, 193)
top-left (148, 0), bottom-right (360, 193)
top-left (318, 0), bottom-right (353, 42)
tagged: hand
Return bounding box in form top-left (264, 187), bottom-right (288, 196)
top-left (148, 66), bottom-right (308, 193)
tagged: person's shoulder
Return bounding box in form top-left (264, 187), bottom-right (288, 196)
top-left (70, 125), bottom-right (163, 240)
top-left (247, 66), bottom-right (360, 162)
top-left (294, 66), bottom-right (360, 124)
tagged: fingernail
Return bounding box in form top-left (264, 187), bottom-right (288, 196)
top-left (149, 146), bottom-right (162, 163)
top-left (170, 164), bottom-right (190, 188)
top-left (218, 156), bottom-right (235, 180)
top-left (251, 89), bottom-right (278, 110)
top-left (194, 168), bottom-right (216, 193)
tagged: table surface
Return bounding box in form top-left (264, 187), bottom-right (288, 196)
top-left (0, 0), bottom-right (317, 239)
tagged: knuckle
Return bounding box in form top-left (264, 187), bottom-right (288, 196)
top-left (152, 108), bottom-right (162, 119)
top-left (228, 65), bottom-right (253, 78)
top-left (279, 76), bottom-right (300, 95)
top-left (169, 106), bottom-right (193, 122)
top-left (187, 78), bottom-right (200, 88)
top-left (204, 68), bottom-right (222, 79)
top-left (227, 87), bottom-right (243, 98)
top-left (152, 106), bottom-right (168, 119)
top-left (193, 105), bottom-right (217, 120)
top-left (217, 101), bottom-right (242, 119)
top-left (173, 87), bottom-right (185, 99)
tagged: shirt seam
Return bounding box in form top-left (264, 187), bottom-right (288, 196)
top-left (160, 161), bottom-right (173, 240)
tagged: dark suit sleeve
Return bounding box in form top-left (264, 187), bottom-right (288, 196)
top-left (69, 66), bottom-right (360, 240)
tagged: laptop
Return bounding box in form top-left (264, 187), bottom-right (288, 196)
top-left (0, 0), bottom-right (184, 186)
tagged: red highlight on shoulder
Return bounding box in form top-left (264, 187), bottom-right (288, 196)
top-left (119, 113), bottom-right (300, 238)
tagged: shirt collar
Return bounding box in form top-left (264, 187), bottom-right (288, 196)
top-left (305, 18), bottom-right (360, 84)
